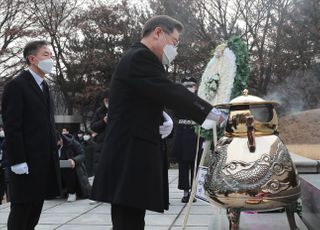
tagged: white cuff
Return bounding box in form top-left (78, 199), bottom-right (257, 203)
top-left (205, 108), bottom-right (222, 121)
top-left (201, 119), bottom-right (215, 130)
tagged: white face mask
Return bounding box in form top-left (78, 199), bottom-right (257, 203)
top-left (0, 131), bottom-right (4, 138)
top-left (83, 135), bottom-right (91, 141)
top-left (162, 45), bottom-right (178, 65)
top-left (38, 58), bottom-right (54, 74)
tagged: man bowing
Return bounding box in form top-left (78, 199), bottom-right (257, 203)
top-left (91, 15), bottom-right (225, 230)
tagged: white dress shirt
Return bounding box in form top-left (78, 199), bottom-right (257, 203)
top-left (28, 68), bottom-right (44, 91)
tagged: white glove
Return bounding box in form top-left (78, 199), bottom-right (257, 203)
top-left (205, 108), bottom-right (228, 127)
top-left (219, 112), bottom-right (228, 127)
top-left (159, 111), bottom-right (173, 139)
top-left (11, 162), bottom-right (29, 174)
top-left (201, 119), bottom-right (215, 130)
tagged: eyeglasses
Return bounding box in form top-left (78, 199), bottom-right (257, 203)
top-left (163, 31), bottom-right (180, 48)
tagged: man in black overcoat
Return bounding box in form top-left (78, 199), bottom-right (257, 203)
top-left (1, 40), bottom-right (61, 230)
top-left (91, 15), bottom-right (226, 230)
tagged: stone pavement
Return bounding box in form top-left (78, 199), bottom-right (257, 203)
top-left (0, 169), bottom-right (308, 230)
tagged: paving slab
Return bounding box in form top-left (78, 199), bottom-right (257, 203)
top-left (207, 213), bottom-right (307, 230)
top-left (43, 203), bottom-right (98, 214)
top-left (87, 204), bottom-right (110, 214)
top-left (38, 213), bottom-right (80, 225)
top-left (56, 225), bottom-right (107, 230)
top-left (0, 169), bottom-right (310, 229)
top-left (145, 214), bottom-right (177, 226)
top-left (0, 224), bottom-right (59, 230)
top-left (171, 227), bottom-right (208, 230)
top-left (67, 213), bottom-right (111, 225)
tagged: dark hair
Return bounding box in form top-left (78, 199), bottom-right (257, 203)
top-left (77, 130), bottom-right (85, 134)
top-left (23, 40), bottom-right (48, 65)
top-left (142, 15), bottom-right (184, 37)
top-left (84, 131), bottom-right (92, 135)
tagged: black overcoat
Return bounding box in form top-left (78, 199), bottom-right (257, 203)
top-left (1, 70), bottom-right (61, 202)
top-left (91, 42), bottom-right (213, 212)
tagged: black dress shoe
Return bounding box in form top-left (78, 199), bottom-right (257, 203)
top-left (181, 195), bottom-right (197, 203)
top-left (181, 195), bottom-right (189, 203)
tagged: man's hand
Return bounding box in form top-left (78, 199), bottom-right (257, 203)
top-left (159, 111), bottom-right (173, 139)
top-left (11, 162), bottom-right (29, 174)
top-left (69, 159), bottom-right (76, 168)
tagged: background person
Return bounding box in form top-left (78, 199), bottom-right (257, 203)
top-left (57, 132), bottom-right (91, 202)
top-left (0, 126), bottom-right (7, 204)
top-left (75, 130), bottom-right (85, 144)
top-left (172, 77), bottom-right (202, 203)
top-left (90, 90), bottom-right (109, 175)
top-left (62, 128), bottom-right (70, 135)
top-left (82, 131), bottom-right (97, 177)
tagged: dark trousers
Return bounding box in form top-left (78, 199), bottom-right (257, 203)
top-left (111, 204), bottom-right (146, 230)
top-left (178, 161), bottom-right (195, 191)
top-left (7, 200), bottom-right (44, 230)
top-left (61, 168), bottom-right (76, 194)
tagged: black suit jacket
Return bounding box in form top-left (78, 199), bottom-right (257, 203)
top-left (2, 70), bottom-right (61, 202)
top-left (91, 42), bottom-right (213, 212)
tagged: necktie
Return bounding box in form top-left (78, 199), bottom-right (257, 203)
top-left (41, 80), bottom-right (54, 146)
top-left (41, 80), bottom-right (50, 103)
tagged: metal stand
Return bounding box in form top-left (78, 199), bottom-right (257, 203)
top-left (227, 208), bottom-right (241, 230)
top-left (285, 202), bottom-right (300, 230)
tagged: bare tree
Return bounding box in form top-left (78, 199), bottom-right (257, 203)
top-left (287, 0), bottom-right (320, 65)
top-left (65, 1), bottom-right (150, 121)
top-left (0, 0), bottom-right (34, 81)
top-left (235, 0), bottom-right (294, 95)
top-left (194, 0), bottom-right (243, 40)
top-left (29, 0), bottom-right (80, 115)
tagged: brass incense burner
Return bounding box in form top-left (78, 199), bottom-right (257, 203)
top-left (203, 90), bottom-right (301, 230)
